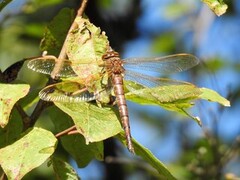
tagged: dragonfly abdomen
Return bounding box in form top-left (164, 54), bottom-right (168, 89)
top-left (112, 74), bottom-right (134, 153)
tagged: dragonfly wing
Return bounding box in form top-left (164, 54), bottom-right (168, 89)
top-left (27, 56), bottom-right (78, 77)
top-left (124, 70), bottom-right (191, 88)
top-left (39, 81), bottom-right (96, 102)
top-left (123, 54), bottom-right (199, 75)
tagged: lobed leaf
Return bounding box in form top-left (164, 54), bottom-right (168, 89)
top-left (0, 127), bottom-right (57, 180)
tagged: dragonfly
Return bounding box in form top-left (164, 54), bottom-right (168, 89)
top-left (27, 47), bottom-right (199, 154)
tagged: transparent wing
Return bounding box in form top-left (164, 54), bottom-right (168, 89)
top-left (27, 55), bottom-right (78, 77)
top-left (123, 53), bottom-right (199, 75)
top-left (39, 81), bottom-right (96, 102)
top-left (124, 70), bottom-right (191, 88)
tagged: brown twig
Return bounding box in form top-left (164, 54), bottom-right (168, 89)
top-left (51, 0), bottom-right (89, 78)
top-left (77, 0), bottom-right (89, 17)
top-left (14, 103), bottom-right (31, 130)
top-left (67, 130), bottom-right (79, 135)
top-left (29, 100), bottom-right (53, 127)
top-left (55, 125), bottom-right (77, 138)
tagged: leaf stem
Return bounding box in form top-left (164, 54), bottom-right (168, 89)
top-left (55, 125), bottom-right (77, 138)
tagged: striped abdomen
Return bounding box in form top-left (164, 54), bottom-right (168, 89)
top-left (112, 74), bottom-right (134, 153)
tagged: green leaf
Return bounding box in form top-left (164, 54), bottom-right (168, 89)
top-left (125, 81), bottom-right (230, 126)
top-left (40, 8), bottom-right (75, 56)
top-left (117, 132), bottom-right (177, 180)
top-left (199, 87), bottom-right (230, 107)
top-left (24, 23), bottom-right (46, 39)
top-left (125, 81), bottom-right (201, 113)
top-left (0, 127), bottom-right (57, 180)
top-left (54, 102), bottom-right (122, 143)
top-left (0, 83), bottom-right (30, 127)
top-left (61, 134), bottom-right (103, 168)
top-left (51, 156), bottom-right (79, 180)
top-left (49, 106), bottom-right (103, 167)
top-left (202, 0), bottom-right (228, 16)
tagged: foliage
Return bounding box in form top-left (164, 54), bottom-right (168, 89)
top-left (0, 84), bottom-right (29, 127)
top-left (0, 1), bottom-right (233, 179)
top-left (0, 128), bottom-right (57, 179)
top-left (202, 0), bottom-right (228, 16)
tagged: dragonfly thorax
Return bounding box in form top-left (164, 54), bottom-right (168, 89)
top-left (102, 48), bottom-right (120, 59)
top-left (103, 50), bottom-right (125, 75)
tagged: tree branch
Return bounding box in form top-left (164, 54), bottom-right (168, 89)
top-left (51, 0), bottom-right (89, 78)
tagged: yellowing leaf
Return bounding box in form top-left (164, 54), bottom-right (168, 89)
top-left (66, 17), bottom-right (109, 63)
top-left (65, 17), bottom-right (109, 85)
top-left (0, 127), bottom-right (57, 180)
top-left (0, 83), bottom-right (30, 127)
